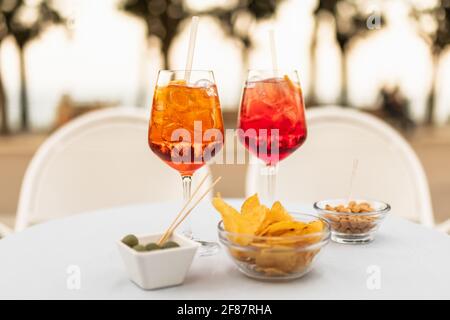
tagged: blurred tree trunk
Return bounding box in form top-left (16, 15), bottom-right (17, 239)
top-left (0, 66), bottom-right (8, 134)
top-left (340, 50), bottom-right (348, 106)
top-left (136, 39), bottom-right (169, 108)
top-left (427, 54), bottom-right (438, 124)
top-left (136, 39), bottom-right (151, 108)
top-left (308, 18), bottom-right (319, 106)
top-left (161, 40), bottom-right (170, 70)
top-left (242, 47), bottom-right (249, 75)
top-left (18, 45), bottom-right (29, 131)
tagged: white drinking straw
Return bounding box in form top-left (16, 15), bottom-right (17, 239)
top-left (269, 29), bottom-right (279, 73)
top-left (347, 158), bottom-right (359, 203)
top-left (184, 16), bottom-right (199, 83)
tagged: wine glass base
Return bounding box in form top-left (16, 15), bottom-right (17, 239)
top-left (181, 230), bottom-right (220, 256)
top-left (181, 229), bottom-right (193, 239)
top-left (195, 239), bottom-right (220, 256)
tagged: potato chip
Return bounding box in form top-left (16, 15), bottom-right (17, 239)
top-left (255, 249), bottom-right (299, 273)
top-left (265, 233), bottom-right (301, 247)
top-left (242, 205), bottom-right (268, 231)
top-left (256, 248), bottom-right (319, 274)
top-left (240, 194), bottom-right (268, 237)
top-left (302, 220), bottom-right (324, 234)
top-left (230, 248), bottom-right (255, 262)
top-left (213, 195), bottom-right (266, 245)
top-left (256, 201), bottom-right (292, 235)
top-left (241, 194), bottom-right (260, 216)
top-left (255, 266), bottom-right (288, 277)
top-left (259, 220), bottom-right (306, 237)
top-left (212, 196), bottom-right (241, 234)
top-left (270, 201), bottom-right (293, 222)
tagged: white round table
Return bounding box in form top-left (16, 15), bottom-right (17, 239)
top-left (1, 200), bottom-right (450, 299)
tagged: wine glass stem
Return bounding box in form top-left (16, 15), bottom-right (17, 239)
top-left (183, 174), bottom-right (219, 256)
top-left (181, 175), bottom-right (193, 238)
top-left (182, 175), bottom-right (192, 201)
top-left (266, 164), bottom-right (278, 203)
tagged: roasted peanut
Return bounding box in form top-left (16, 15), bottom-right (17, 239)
top-left (323, 202), bottom-right (376, 234)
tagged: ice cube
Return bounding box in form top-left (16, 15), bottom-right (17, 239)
top-left (168, 87), bottom-right (189, 112)
top-left (162, 122), bottom-right (185, 142)
top-left (246, 75), bottom-right (263, 88)
top-left (194, 79), bottom-right (216, 97)
top-left (260, 79), bottom-right (292, 108)
top-left (151, 110), bottom-right (164, 125)
top-left (194, 79), bottom-right (214, 88)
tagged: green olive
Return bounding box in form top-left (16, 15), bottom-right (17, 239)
top-left (133, 244), bottom-right (146, 252)
top-left (145, 243), bottom-right (161, 251)
top-left (122, 234), bottom-right (138, 247)
top-left (161, 241), bottom-right (180, 249)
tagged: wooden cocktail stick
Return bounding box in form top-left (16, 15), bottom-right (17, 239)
top-left (163, 176), bottom-right (222, 243)
top-left (158, 172), bottom-right (210, 245)
top-left (347, 159), bottom-right (359, 203)
top-left (158, 175), bottom-right (221, 245)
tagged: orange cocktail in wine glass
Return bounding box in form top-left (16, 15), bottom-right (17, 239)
top-left (148, 70), bottom-right (224, 251)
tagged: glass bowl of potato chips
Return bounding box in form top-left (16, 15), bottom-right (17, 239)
top-left (213, 195), bottom-right (331, 280)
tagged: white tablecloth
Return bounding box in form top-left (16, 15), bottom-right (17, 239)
top-left (1, 200), bottom-right (449, 299)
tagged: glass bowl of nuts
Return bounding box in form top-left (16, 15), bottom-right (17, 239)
top-left (313, 199), bottom-right (390, 244)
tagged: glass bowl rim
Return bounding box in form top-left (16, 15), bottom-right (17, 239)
top-left (217, 212), bottom-right (330, 251)
top-left (158, 69), bottom-right (214, 73)
top-left (313, 198), bottom-right (391, 216)
top-left (245, 69), bottom-right (300, 73)
top-left (243, 70), bottom-right (302, 85)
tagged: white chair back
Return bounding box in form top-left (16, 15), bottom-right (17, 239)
top-left (246, 106), bottom-right (434, 226)
top-left (16, 107), bottom-right (210, 231)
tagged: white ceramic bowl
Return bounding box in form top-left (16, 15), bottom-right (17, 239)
top-left (117, 233), bottom-right (200, 290)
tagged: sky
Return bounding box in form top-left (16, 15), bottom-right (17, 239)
top-left (0, 0), bottom-right (449, 130)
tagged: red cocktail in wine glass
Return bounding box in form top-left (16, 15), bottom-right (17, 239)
top-left (237, 70), bottom-right (307, 201)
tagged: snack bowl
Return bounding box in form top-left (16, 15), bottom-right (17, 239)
top-left (218, 213), bottom-right (330, 280)
top-left (117, 233), bottom-right (200, 290)
top-left (314, 199), bottom-right (390, 244)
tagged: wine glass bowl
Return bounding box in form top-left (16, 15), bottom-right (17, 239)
top-left (238, 70), bottom-right (307, 166)
top-left (149, 70), bottom-right (224, 177)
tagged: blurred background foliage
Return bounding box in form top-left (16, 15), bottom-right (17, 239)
top-left (0, 0), bottom-right (64, 133)
top-left (120, 0), bottom-right (282, 69)
top-left (0, 0), bottom-right (448, 134)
